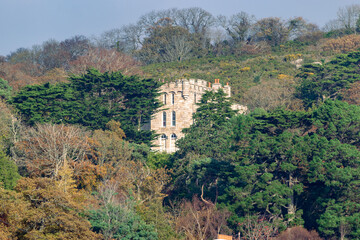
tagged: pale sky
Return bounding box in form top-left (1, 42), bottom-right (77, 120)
top-left (1, 0), bottom-right (359, 56)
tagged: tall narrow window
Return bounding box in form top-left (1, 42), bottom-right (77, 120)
top-left (171, 93), bottom-right (175, 104)
top-left (172, 111), bottom-right (176, 126)
top-left (194, 93), bottom-right (197, 103)
top-left (161, 134), bottom-right (167, 152)
top-left (162, 111), bottom-right (166, 127)
top-left (163, 93), bottom-right (167, 104)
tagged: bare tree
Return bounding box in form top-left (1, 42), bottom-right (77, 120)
top-left (163, 35), bottom-right (193, 62)
top-left (120, 24), bottom-right (145, 52)
top-left (337, 4), bottom-right (360, 34)
top-left (69, 48), bottom-right (143, 76)
top-left (223, 11), bottom-right (256, 43)
top-left (175, 196), bottom-right (231, 240)
top-left (176, 7), bottom-right (215, 35)
top-left (14, 123), bottom-right (90, 178)
top-left (239, 214), bottom-right (279, 240)
top-left (287, 17), bottom-right (320, 40)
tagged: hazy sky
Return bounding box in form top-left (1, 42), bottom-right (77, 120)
top-left (1, 0), bottom-right (359, 56)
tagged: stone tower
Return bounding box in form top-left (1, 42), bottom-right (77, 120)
top-left (150, 79), bottom-right (246, 153)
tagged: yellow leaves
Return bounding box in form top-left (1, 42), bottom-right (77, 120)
top-left (219, 61), bottom-right (237, 69)
top-left (182, 73), bottom-right (190, 78)
top-left (240, 67), bottom-right (251, 72)
top-left (283, 54), bottom-right (302, 62)
top-left (277, 74), bottom-right (294, 80)
top-left (57, 158), bottom-right (77, 194)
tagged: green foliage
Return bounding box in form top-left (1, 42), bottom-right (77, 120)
top-left (312, 99), bottom-right (360, 146)
top-left (10, 82), bottom-right (73, 125)
top-left (168, 101), bottom-right (360, 238)
top-left (297, 51), bottom-right (360, 108)
top-left (136, 200), bottom-right (179, 240)
top-left (0, 78), bottom-right (13, 100)
top-left (88, 203), bottom-right (158, 240)
top-left (215, 104), bottom-right (360, 237)
top-left (171, 89), bottom-right (237, 200)
top-left (11, 69), bottom-right (163, 144)
top-left (176, 89), bottom-right (237, 159)
top-left (147, 152), bottom-right (172, 169)
top-left (0, 150), bottom-right (20, 189)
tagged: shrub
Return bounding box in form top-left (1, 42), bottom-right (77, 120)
top-left (276, 226), bottom-right (322, 240)
top-left (321, 35), bottom-right (360, 53)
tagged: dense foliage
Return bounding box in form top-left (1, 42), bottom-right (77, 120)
top-left (2, 4), bottom-right (360, 240)
top-left (11, 69), bottom-right (162, 144)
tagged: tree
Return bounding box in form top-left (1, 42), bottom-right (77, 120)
top-left (174, 196), bottom-right (231, 240)
top-left (0, 100), bottom-right (14, 152)
top-left (0, 177), bottom-right (100, 239)
top-left (297, 51), bottom-right (360, 108)
top-left (88, 182), bottom-right (159, 240)
top-left (0, 78), bottom-right (13, 100)
top-left (176, 89), bottom-right (237, 159)
top-left (70, 48), bottom-right (143, 76)
top-left (11, 69), bottom-right (163, 144)
top-left (253, 17), bottom-right (289, 46)
top-left (0, 150), bottom-right (20, 189)
top-left (287, 17), bottom-right (320, 41)
top-left (170, 89), bottom-right (237, 202)
top-left (223, 11), bottom-right (256, 43)
top-left (89, 203), bottom-right (158, 240)
top-left (212, 104), bottom-right (360, 238)
top-left (176, 7), bottom-right (215, 35)
top-left (137, 24), bottom-right (192, 64)
top-left (14, 123), bottom-right (90, 178)
top-left (336, 4), bottom-right (360, 34)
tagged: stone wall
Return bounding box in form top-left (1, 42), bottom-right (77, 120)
top-left (151, 79), bottom-right (246, 153)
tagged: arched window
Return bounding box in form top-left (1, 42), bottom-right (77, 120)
top-left (160, 134), bottom-right (167, 152)
top-left (171, 93), bottom-right (175, 104)
top-left (171, 133), bottom-right (177, 140)
top-left (162, 111), bottom-right (166, 127)
top-left (172, 111), bottom-right (176, 126)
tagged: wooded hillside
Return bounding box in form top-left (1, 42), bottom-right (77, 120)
top-left (1, 4), bottom-right (360, 240)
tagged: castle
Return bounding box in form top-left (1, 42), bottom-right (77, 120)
top-left (150, 79), bottom-right (247, 153)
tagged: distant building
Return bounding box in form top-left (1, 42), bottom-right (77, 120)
top-left (150, 79), bottom-right (247, 153)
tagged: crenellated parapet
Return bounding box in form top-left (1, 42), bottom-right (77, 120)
top-left (160, 78), bottom-right (231, 99)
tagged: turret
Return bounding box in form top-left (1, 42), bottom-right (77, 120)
top-left (182, 79), bottom-right (190, 99)
top-left (223, 82), bottom-right (231, 97)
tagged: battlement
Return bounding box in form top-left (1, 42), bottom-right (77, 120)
top-left (160, 78), bottom-right (231, 98)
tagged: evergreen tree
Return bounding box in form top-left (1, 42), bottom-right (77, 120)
top-left (297, 51), bottom-right (360, 108)
top-left (88, 203), bottom-right (158, 240)
top-left (176, 89), bottom-right (237, 159)
top-left (0, 150), bottom-right (20, 190)
top-left (11, 69), bottom-right (163, 144)
top-left (0, 78), bottom-right (13, 100)
top-left (171, 89), bottom-right (237, 201)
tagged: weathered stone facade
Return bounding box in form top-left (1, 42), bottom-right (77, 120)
top-left (151, 79), bottom-right (247, 153)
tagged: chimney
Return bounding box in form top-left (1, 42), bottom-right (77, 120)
top-left (212, 79), bottom-right (221, 90)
